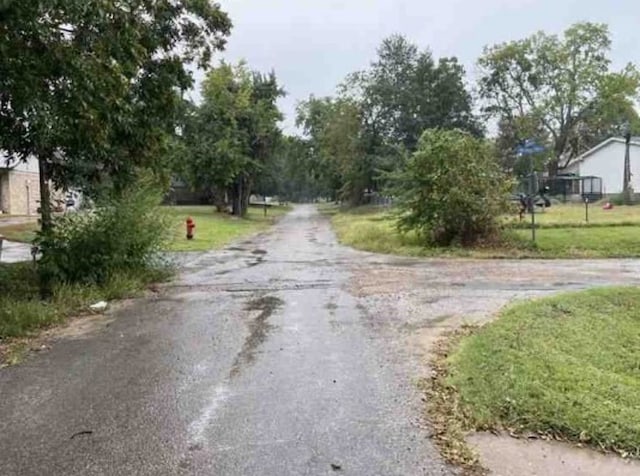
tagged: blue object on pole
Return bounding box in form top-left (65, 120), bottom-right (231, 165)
top-left (516, 139), bottom-right (545, 156)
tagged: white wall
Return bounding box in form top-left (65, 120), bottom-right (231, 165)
top-left (576, 141), bottom-right (640, 195)
top-left (0, 153), bottom-right (39, 173)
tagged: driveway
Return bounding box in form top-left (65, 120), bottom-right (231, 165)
top-left (1, 205), bottom-right (639, 475)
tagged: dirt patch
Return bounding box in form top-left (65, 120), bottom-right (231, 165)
top-left (229, 295), bottom-right (284, 379)
top-left (48, 313), bottom-right (117, 340)
top-left (350, 267), bottom-right (419, 297)
top-left (468, 432), bottom-right (640, 476)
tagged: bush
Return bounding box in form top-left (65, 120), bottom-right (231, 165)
top-left (38, 182), bottom-right (170, 285)
top-left (394, 129), bottom-right (511, 246)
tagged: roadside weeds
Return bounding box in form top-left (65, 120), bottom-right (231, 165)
top-left (0, 263), bottom-right (172, 367)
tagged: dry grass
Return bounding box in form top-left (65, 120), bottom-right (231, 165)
top-left (424, 326), bottom-right (487, 475)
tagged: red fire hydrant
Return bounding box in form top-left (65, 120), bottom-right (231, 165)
top-left (186, 217), bottom-right (196, 240)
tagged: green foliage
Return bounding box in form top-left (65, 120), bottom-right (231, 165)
top-left (448, 287), bottom-right (640, 457)
top-left (394, 129), bottom-right (511, 246)
top-left (479, 22), bottom-right (640, 173)
top-left (344, 35), bottom-right (481, 151)
top-left (37, 182), bottom-right (169, 285)
top-left (0, 1), bottom-right (231, 227)
top-left (179, 62), bottom-right (284, 215)
top-left (297, 98), bottom-right (371, 205)
top-left (610, 193), bottom-right (627, 206)
top-left (179, 63), bottom-right (254, 202)
top-left (0, 262), bottom-right (169, 340)
top-left (257, 136), bottom-right (320, 202)
top-left (293, 35), bottom-right (479, 205)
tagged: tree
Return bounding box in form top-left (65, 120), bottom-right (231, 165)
top-left (296, 97), bottom-right (369, 205)
top-left (257, 136), bottom-right (320, 203)
top-left (393, 129), bottom-right (511, 246)
top-left (181, 63), bottom-right (253, 212)
top-left (233, 71), bottom-right (284, 215)
top-left (479, 22), bottom-right (640, 175)
top-left (344, 35), bottom-right (481, 152)
top-left (180, 63), bottom-right (284, 216)
top-left (0, 0), bottom-right (232, 233)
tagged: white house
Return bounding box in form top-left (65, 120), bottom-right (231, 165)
top-left (563, 137), bottom-right (640, 195)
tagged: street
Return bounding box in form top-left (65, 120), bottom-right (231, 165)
top-left (2, 205), bottom-right (640, 475)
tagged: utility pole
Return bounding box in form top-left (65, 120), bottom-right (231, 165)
top-left (623, 124), bottom-right (633, 205)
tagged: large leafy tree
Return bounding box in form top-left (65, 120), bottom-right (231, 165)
top-left (180, 63), bottom-right (253, 212)
top-left (234, 71), bottom-right (284, 215)
top-left (296, 97), bottom-right (370, 205)
top-left (479, 22), bottom-right (640, 175)
top-left (345, 35), bottom-right (481, 152)
top-left (180, 62), bottom-right (284, 216)
top-left (0, 0), bottom-right (232, 230)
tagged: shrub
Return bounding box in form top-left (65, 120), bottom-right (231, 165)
top-left (38, 181), bottom-right (170, 285)
top-left (394, 129), bottom-right (511, 246)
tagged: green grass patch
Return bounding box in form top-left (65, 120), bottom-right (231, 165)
top-left (513, 226), bottom-right (640, 258)
top-left (447, 287), bottom-right (640, 458)
top-left (164, 205), bottom-right (291, 252)
top-left (330, 206), bottom-right (640, 258)
top-left (0, 262), bottom-right (171, 341)
top-left (526, 203), bottom-right (640, 227)
top-left (0, 222), bottom-right (38, 242)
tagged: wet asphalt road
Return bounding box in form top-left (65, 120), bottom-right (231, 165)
top-left (2, 205), bottom-right (640, 476)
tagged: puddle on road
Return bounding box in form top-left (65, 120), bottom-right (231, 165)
top-left (229, 296), bottom-right (284, 379)
top-left (251, 249), bottom-right (268, 255)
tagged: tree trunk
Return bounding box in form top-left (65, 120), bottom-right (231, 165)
top-left (547, 158), bottom-right (560, 177)
top-left (231, 179), bottom-right (242, 216)
top-left (38, 156), bottom-right (53, 298)
top-left (212, 186), bottom-right (226, 213)
top-left (240, 176), bottom-right (252, 217)
top-left (38, 158), bottom-right (53, 234)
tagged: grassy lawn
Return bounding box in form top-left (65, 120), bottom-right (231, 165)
top-left (0, 205), bottom-right (291, 250)
top-left (514, 226), bottom-right (640, 258)
top-left (165, 205), bottom-right (291, 252)
top-left (507, 204), bottom-right (640, 228)
top-left (0, 222), bottom-right (39, 243)
top-left (446, 287), bottom-right (640, 458)
top-left (328, 204), bottom-right (640, 258)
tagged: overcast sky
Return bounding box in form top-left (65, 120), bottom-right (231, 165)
top-left (196, 0), bottom-right (639, 134)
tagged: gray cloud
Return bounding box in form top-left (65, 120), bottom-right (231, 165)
top-left (197, 0), bottom-right (639, 134)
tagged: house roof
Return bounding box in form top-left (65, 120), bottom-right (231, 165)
top-left (572, 137), bottom-right (640, 166)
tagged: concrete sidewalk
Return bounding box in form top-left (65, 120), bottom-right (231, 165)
top-left (0, 239), bottom-right (33, 263)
